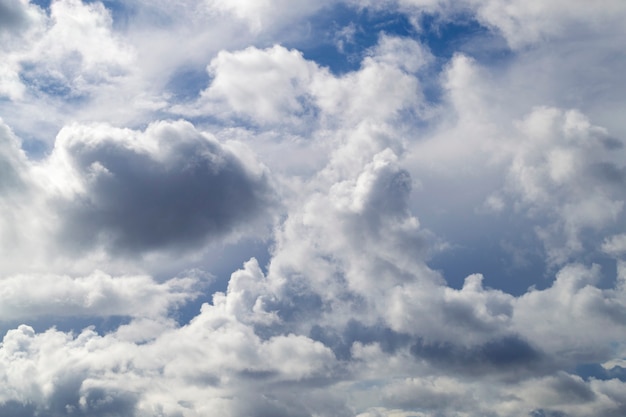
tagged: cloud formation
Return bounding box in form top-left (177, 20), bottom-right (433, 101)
top-left (49, 120), bottom-right (275, 255)
top-left (0, 1), bottom-right (625, 417)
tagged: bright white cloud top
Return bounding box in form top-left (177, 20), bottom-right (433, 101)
top-left (1, 0), bottom-right (626, 416)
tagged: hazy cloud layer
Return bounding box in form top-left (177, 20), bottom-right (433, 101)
top-left (0, 1), bottom-right (626, 416)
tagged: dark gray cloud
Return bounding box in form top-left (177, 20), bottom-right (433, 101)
top-left (53, 121), bottom-right (275, 255)
top-left (0, 380), bottom-right (138, 417)
top-left (589, 161), bottom-right (626, 186)
top-left (310, 320), bottom-right (411, 360)
top-left (229, 388), bottom-right (353, 417)
top-left (547, 373), bottom-right (596, 404)
top-left (73, 387), bottom-right (138, 417)
top-left (410, 334), bottom-right (544, 375)
top-left (0, 0), bottom-right (30, 34)
top-left (600, 136), bottom-right (624, 150)
top-left (0, 401), bottom-right (36, 417)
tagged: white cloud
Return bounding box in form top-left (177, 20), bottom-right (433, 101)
top-left (0, 0), bottom-right (46, 100)
top-left (178, 36), bottom-right (426, 129)
top-left (513, 263), bottom-right (626, 365)
top-left (506, 107), bottom-right (626, 263)
top-left (188, 45), bottom-right (319, 124)
top-left (0, 271), bottom-right (200, 321)
top-left (367, 34), bottom-right (433, 74)
top-left (2, 0), bottom-right (136, 101)
top-left (602, 234), bottom-right (626, 258)
top-left (311, 55), bottom-right (421, 127)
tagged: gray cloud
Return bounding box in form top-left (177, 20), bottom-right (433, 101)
top-left (51, 120), bottom-right (275, 255)
top-left (547, 373), bottom-right (596, 404)
top-left (0, 121), bottom-right (28, 194)
top-left (0, 0), bottom-right (30, 34)
top-left (0, 401), bottom-right (36, 417)
top-left (310, 321), bottom-right (411, 360)
top-left (589, 161), bottom-right (626, 186)
top-left (410, 334), bottom-right (543, 375)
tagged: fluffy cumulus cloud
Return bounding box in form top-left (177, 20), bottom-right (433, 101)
top-left (47, 120), bottom-right (275, 255)
top-left (0, 118), bottom-right (275, 276)
top-left (1, 0), bottom-right (626, 416)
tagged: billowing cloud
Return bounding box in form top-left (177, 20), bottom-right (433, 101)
top-left (188, 45), bottom-right (319, 124)
top-left (179, 36), bottom-right (428, 128)
top-left (46, 119), bottom-right (275, 255)
top-left (0, 117), bottom-right (275, 277)
top-left (505, 107), bottom-right (626, 263)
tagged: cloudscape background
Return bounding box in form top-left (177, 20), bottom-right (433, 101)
top-left (1, 0), bottom-right (626, 416)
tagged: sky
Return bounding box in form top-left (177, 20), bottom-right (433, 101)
top-left (1, 0), bottom-right (626, 416)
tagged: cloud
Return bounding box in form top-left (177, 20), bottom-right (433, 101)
top-left (410, 334), bottom-right (543, 375)
top-left (505, 107), bottom-right (626, 263)
top-left (0, 270), bottom-right (200, 321)
top-left (471, 0), bottom-right (626, 48)
top-left (187, 45), bottom-right (319, 125)
top-left (0, 1), bottom-right (27, 32)
top-left (178, 36), bottom-right (427, 129)
top-left (0, 117), bottom-right (275, 277)
top-left (0, 0), bottom-right (45, 100)
top-left (0, 0), bottom-right (40, 35)
top-left (0, 120), bottom-right (29, 194)
top-left (45, 119), bottom-right (276, 256)
top-left (381, 0), bottom-right (626, 49)
top-left (513, 263), bottom-right (626, 363)
top-left (602, 234), bottom-right (626, 258)
top-left (380, 376), bottom-right (477, 412)
top-left (3, 0), bottom-right (135, 101)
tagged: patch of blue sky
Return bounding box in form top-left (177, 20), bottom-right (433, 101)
top-left (98, 0), bottom-right (135, 29)
top-left (574, 362), bottom-right (626, 382)
top-left (290, 4), bottom-right (511, 107)
top-left (428, 233), bottom-right (548, 295)
top-left (0, 315), bottom-right (131, 339)
top-left (290, 3), bottom-right (415, 75)
top-left (20, 137), bottom-right (50, 160)
top-left (416, 12), bottom-right (511, 62)
top-left (164, 66), bottom-right (211, 102)
top-left (28, 0), bottom-right (50, 9)
top-left (20, 73), bottom-right (72, 99)
top-left (430, 235), bottom-right (619, 297)
top-left (303, 5), bottom-right (507, 66)
top-left (19, 66), bottom-right (90, 105)
top-left (415, 12), bottom-right (511, 103)
top-left (429, 216), bottom-right (620, 296)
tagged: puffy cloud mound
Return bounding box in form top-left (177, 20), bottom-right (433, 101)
top-left (47, 120), bottom-right (275, 255)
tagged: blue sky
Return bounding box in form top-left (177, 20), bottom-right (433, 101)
top-left (1, 1), bottom-right (626, 416)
